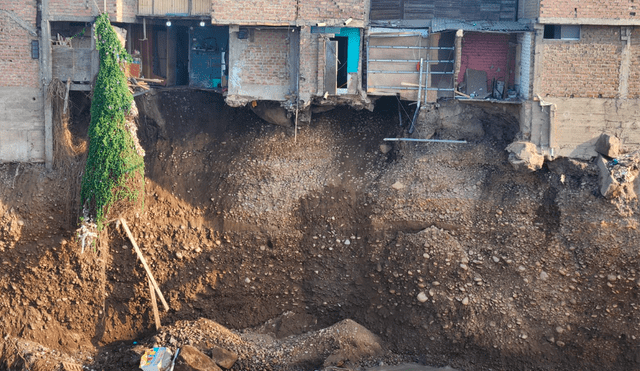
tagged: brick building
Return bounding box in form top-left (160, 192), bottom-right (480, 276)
top-left (523, 0), bottom-right (640, 158)
top-left (366, 0), bottom-right (532, 104)
top-left (0, 0), bottom-right (44, 162)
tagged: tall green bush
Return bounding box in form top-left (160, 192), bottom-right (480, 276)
top-left (80, 13), bottom-right (144, 228)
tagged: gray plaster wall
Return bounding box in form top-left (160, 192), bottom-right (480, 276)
top-left (0, 87), bottom-right (45, 162)
top-left (543, 97), bottom-right (640, 159)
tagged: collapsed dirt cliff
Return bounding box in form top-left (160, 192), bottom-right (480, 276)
top-left (1, 90), bottom-right (640, 371)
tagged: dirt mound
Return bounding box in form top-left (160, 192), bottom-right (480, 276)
top-left (1, 90), bottom-right (640, 371)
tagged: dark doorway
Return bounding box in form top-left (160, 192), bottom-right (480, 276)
top-left (331, 36), bottom-right (348, 89)
top-left (176, 26), bottom-right (189, 86)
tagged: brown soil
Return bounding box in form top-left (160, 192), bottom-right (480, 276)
top-left (1, 90), bottom-right (640, 371)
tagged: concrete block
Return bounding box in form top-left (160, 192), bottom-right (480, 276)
top-left (595, 133), bottom-right (621, 158)
top-left (506, 141), bottom-right (544, 172)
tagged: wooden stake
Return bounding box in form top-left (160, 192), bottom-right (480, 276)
top-left (148, 277), bottom-right (161, 330)
top-left (119, 218), bottom-right (169, 311)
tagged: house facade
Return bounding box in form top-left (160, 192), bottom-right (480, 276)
top-left (2, 0), bottom-right (639, 164)
top-left (524, 0), bottom-right (640, 159)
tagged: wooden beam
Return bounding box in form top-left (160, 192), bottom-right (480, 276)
top-left (148, 277), bottom-right (161, 330)
top-left (119, 218), bottom-right (170, 311)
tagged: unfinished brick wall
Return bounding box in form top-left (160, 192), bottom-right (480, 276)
top-left (298, 0), bottom-right (365, 23)
top-left (540, 0), bottom-right (639, 19)
top-left (629, 30), bottom-right (640, 98)
top-left (212, 0), bottom-right (297, 25)
top-left (458, 32), bottom-right (516, 88)
top-left (237, 29), bottom-right (291, 86)
top-left (48, 0), bottom-right (137, 22)
top-left (0, 0), bottom-right (40, 88)
top-left (539, 26), bottom-right (623, 98)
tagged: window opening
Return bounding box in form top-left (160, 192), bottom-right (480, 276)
top-left (544, 25), bottom-right (580, 40)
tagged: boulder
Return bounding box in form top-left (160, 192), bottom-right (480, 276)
top-left (174, 345), bottom-right (221, 371)
top-left (596, 155), bottom-right (621, 199)
top-left (505, 141), bottom-right (544, 172)
top-left (210, 346), bottom-right (238, 369)
top-left (595, 133), bottom-right (621, 158)
top-left (379, 144), bottom-right (392, 154)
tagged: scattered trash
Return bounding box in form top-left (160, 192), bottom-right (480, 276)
top-left (140, 347), bottom-right (173, 371)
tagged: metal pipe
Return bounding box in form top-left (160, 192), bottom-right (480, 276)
top-left (383, 138), bottom-right (468, 144)
top-left (408, 58), bottom-right (423, 134)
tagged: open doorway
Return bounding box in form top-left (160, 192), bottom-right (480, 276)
top-left (331, 36), bottom-right (348, 89)
top-left (176, 26), bottom-right (189, 86)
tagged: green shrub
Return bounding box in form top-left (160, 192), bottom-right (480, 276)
top-left (80, 13), bottom-right (144, 229)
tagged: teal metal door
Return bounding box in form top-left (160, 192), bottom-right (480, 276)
top-left (190, 26), bottom-right (229, 89)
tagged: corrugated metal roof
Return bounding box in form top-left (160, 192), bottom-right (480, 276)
top-left (431, 18), bottom-right (532, 32)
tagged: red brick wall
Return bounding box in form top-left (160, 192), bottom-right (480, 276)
top-left (237, 29), bottom-right (290, 86)
top-left (298, 0), bottom-right (365, 23)
top-left (458, 32), bottom-right (516, 87)
top-left (539, 26), bottom-right (623, 98)
top-left (211, 0), bottom-right (365, 25)
top-left (49, 0), bottom-right (137, 22)
top-left (540, 0), bottom-right (639, 19)
top-left (212, 0), bottom-right (297, 25)
top-left (0, 0), bottom-right (40, 88)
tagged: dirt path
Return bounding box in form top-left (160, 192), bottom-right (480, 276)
top-left (1, 91), bottom-right (639, 370)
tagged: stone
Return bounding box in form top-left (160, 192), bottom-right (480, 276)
top-left (595, 133), bottom-right (621, 158)
top-left (175, 345), bottom-right (221, 371)
top-left (176, 252), bottom-right (184, 259)
top-left (417, 292), bottom-right (428, 303)
top-left (505, 141), bottom-right (544, 172)
top-left (461, 297), bottom-right (469, 305)
top-left (391, 181), bottom-right (405, 190)
top-left (210, 346), bottom-right (238, 369)
top-left (596, 155), bottom-right (621, 199)
top-left (344, 239), bottom-right (351, 245)
top-left (539, 271), bottom-right (549, 280)
top-left (379, 144), bottom-right (392, 154)
top-left (607, 274), bottom-right (617, 282)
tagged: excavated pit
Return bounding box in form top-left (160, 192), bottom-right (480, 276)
top-left (1, 90), bottom-right (640, 370)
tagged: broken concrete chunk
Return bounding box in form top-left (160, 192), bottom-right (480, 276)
top-left (505, 141), bottom-right (544, 172)
top-left (174, 345), bottom-right (221, 371)
top-left (595, 133), bottom-right (621, 158)
top-left (596, 155), bottom-right (621, 199)
top-left (210, 346), bottom-right (238, 369)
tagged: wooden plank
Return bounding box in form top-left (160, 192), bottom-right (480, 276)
top-left (192, 0), bottom-right (209, 14)
top-left (148, 277), bottom-right (161, 330)
top-left (138, 0), bottom-right (153, 14)
top-left (119, 218), bottom-right (170, 312)
top-left (324, 40), bottom-right (337, 95)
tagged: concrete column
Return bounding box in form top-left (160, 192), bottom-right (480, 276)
top-left (619, 27), bottom-right (632, 99)
top-left (531, 24), bottom-right (544, 98)
top-left (41, 0), bottom-right (53, 169)
top-left (518, 32), bottom-right (532, 100)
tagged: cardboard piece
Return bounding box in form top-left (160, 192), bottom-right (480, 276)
top-left (464, 69), bottom-right (489, 98)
